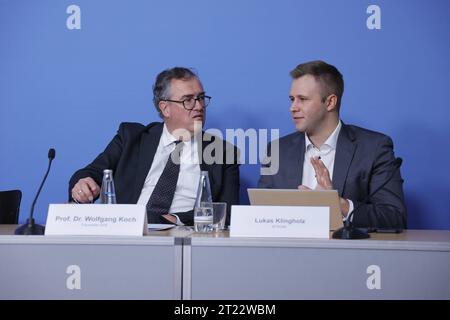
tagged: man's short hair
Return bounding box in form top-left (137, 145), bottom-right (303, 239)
top-left (152, 67), bottom-right (199, 118)
top-left (290, 60), bottom-right (344, 110)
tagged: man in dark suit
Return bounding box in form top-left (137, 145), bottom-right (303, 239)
top-left (69, 67), bottom-right (239, 225)
top-left (258, 60), bottom-right (406, 229)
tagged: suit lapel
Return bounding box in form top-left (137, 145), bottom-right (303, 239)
top-left (287, 132), bottom-right (304, 187)
top-left (132, 123), bottom-right (163, 202)
top-left (199, 133), bottom-right (219, 197)
top-left (197, 132), bottom-right (215, 193)
top-left (332, 124), bottom-right (356, 196)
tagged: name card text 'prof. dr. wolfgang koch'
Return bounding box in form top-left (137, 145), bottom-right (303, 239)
top-left (45, 204), bottom-right (147, 236)
top-left (230, 205), bottom-right (330, 238)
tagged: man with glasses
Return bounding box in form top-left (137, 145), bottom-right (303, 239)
top-left (258, 60), bottom-right (406, 229)
top-left (69, 67), bottom-right (240, 225)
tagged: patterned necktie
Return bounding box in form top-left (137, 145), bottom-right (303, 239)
top-left (146, 141), bottom-right (183, 223)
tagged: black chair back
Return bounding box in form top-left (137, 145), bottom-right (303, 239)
top-left (0, 190), bottom-right (22, 224)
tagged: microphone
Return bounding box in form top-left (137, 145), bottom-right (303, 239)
top-left (332, 157), bottom-right (402, 240)
top-left (15, 148), bottom-right (56, 235)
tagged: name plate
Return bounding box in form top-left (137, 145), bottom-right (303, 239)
top-left (45, 204), bottom-right (147, 236)
top-left (230, 205), bottom-right (330, 238)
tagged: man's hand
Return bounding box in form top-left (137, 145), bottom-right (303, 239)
top-left (162, 214), bottom-right (177, 224)
top-left (298, 157), bottom-right (350, 217)
top-left (71, 177), bottom-right (100, 203)
top-left (310, 156), bottom-right (333, 190)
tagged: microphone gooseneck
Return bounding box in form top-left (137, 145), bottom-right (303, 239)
top-left (15, 148), bottom-right (56, 235)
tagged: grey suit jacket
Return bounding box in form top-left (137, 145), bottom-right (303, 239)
top-left (258, 123), bottom-right (406, 229)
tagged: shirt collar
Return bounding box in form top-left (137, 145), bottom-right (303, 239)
top-left (305, 120), bottom-right (342, 151)
top-left (161, 124), bottom-right (180, 148)
top-left (162, 124), bottom-right (197, 148)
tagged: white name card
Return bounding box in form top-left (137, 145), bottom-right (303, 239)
top-left (45, 204), bottom-right (147, 236)
top-left (230, 205), bottom-right (330, 239)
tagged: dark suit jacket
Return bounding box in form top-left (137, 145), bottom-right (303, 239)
top-left (258, 123), bottom-right (406, 229)
top-left (69, 122), bottom-right (240, 225)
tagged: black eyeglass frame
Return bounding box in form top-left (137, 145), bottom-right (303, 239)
top-left (162, 95), bottom-right (211, 110)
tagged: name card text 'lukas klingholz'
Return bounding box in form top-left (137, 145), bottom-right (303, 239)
top-left (230, 205), bottom-right (330, 238)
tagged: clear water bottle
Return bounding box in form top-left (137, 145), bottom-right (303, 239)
top-left (100, 169), bottom-right (117, 204)
top-left (193, 171), bottom-right (213, 232)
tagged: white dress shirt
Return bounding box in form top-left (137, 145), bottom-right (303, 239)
top-left (302, 121), bottom-right (354, 217)
top-left (137, 124), bottom-right (201, 216)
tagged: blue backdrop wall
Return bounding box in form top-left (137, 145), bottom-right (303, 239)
top-left (1, 0), bottom-right (449, 229)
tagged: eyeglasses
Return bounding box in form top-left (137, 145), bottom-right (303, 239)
top-left (163, 95), bottom-right (211, 110)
